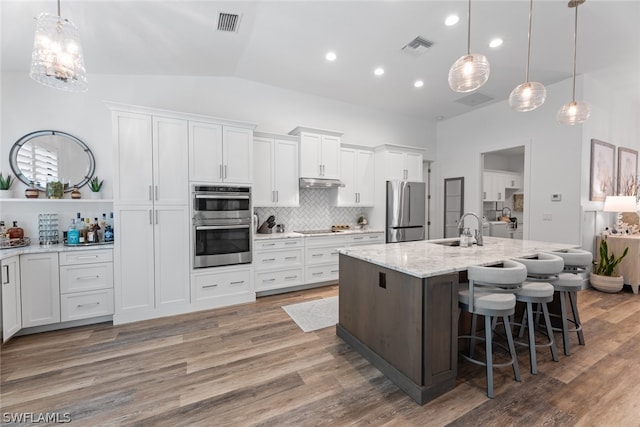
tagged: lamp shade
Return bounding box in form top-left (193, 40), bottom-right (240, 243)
top-left (509, 81), bottom-right (547, 112)
top-left (556, 100), bottom-right (590, 125)
top-left (448, 54), bottom-right (490, 93)
top-left (30, 13), bottom-right (88, 92)
top-left (603, 196), bottom-right (637, 212)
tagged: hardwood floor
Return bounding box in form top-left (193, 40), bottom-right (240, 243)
top-left (2, 284), bottom-right (640, 426)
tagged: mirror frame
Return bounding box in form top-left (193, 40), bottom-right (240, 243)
top-left (9, 130), bottom-right (96, 192)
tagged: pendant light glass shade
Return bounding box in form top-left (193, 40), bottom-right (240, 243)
top-left (509, 0), bottom-right (546, 112)
top-left (30, 4), bottom-right (87, 93)
top-left (448, 0), bottom-right (490, 93)
top-left (557, 0), bottom-right (589, 125)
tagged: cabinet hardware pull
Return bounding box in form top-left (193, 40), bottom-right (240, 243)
top-left (77, 302), bottom-right (100, 308)
top-left (285, 276), bottom-right (297, 280)
top-left (331, 252), bottom-right (339, 255)
top-left (149, 185), bottom-right (153, 201)
top-left (312, 254), bottom-right (323, 257)
top-left (285, 256), bottom-right (297, 260)
top-left (331, 270), bottom-right (339, 273)
top-left (483, 191), bottom-right (486, 200)
top-left (230, 280), bottom-right (245, 285)
top-left (2, 265), bottom-right (8, 284)
top-left (353, 237), bottom-right (363, 240)
top-left (312, 272), bottom-right (323, 276)
top-left (285, 242), bottom-right (297, 245)
top-left (149, 210), bottom-right (153, 225)
top-left (263, 278), bottom-right (276, 283)
top-left (155, 210), bottom-right (158, 224)
top-left (369, 236), bottom-right (378, 239)
top-left (77, 275), bottom-right (100, 281)
top-left (224, 165), bottom-right (228, 179)
top-left (276, 190), bottom-right (278, 202)
top-left (154, 185), bottom-right (158, 201)
top-left (263, 243), bottom-right (276, 246)
top-left (319, 165), bottom-right (322, 176)
top-left (76, 255), bottom-right (99, 259)
top-left (219, 164), bottom-right (223, 179)
top-left (263, 258), bottom-right (276, 262)
top-left (272, 190), bottom-right (275, 202)
top-left (203, 284), bottom-right (218, 288)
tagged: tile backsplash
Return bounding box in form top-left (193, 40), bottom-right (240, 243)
top-left (255, 188), bottom-right (372, 231)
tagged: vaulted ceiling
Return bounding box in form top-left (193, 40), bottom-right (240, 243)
top-left (2, 1), bottom-right (639, 120)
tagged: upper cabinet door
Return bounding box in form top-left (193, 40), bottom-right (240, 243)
top-left (153, 117), bottom-right (188, 205)
top-left (253, 137), bottom-right (275, 207)
top-left (299, 132), bottom-right (322, 178)
top-left (223, 126), bottom-right (253, 184)
top-left (274, 139), bottom-right (299, 206)
top-left (189, 121), bottom-right (223, 183)
top-left (320, 135), bottom-right (341, 179)
top-left (384, 150), bottom-right (406, 180)
top-left (338, 148), bottom-right (357, 206)
top-left (356, 150), bottom-right (375, 206)
top-left (114, 112), bottom-right (153, 204)
top-left (405, 151), bottom-right (423, 181)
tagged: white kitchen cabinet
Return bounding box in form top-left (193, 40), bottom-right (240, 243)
top-left (191, 265), bottom-right (253, 310)
top-left (503, 172), bottom-right (523, 189)
top-left (21, 252), bottom-right (60, 328)
top-left (189, 121), bottom-right (253, 184)
top-left (254, 237), bottom-right (304, 293)
top-left (337, 146), bottom-right (374, 207)
top-left (304, 235), bottom-right (346, 284)
top-left (483, 170), bottom-right (522, 201)
top-left (253, 133), bottom-right (299, 207)
top-left (346, 232), bottom-right (385, 246)
top-left (2, 255), bottom-right (21, 342)
top-left (375, 145), bottom-right (424, 181)
top-left (289, 126), bottom-right (342, 180)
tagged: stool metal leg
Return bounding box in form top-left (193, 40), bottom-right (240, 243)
top-left (485, 315), bottom-right (494, 399)
top-left (568, 291), bottom-right (585, 345)
top-left (541, 302), bottom-right (559, 362)
top-left (526, 302), bottom-right (537, 374)
top-left (470, 313), bottom-right (478, 359)
top-left (518, 306), bottom-right (528, 338)
top-left (503, 315), bottom-right (521, 382)
top-left (559, 291), bottom-right (571, 356)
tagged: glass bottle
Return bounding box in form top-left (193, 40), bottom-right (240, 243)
top-left (67, 219), bottom-right (79, 245)
top-left (0, 221), bottom-right (7, 247)
top-left (104, 212), bottom-right (114, 243)
top-left (79, 217), bottom-right (86, 243)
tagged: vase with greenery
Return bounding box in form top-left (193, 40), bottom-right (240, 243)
top-left (590, 238), bottom-right (629, 293)
top-left (88, 176), bottom-right (103, 199)
top-left (0, 173), bottom-right (14, 198)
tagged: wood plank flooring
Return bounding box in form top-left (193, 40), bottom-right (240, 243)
top-left (2, 284), bottom-right (640, 426)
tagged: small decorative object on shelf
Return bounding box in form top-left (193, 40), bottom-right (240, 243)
top-left (46, 181), bottom-right (64, 199)
top-left (0, 172), bottom-right (14, 199)
top-left (71, 185), bottom-right (82, 199)
top-left (25, 181), bottom-right (39, 198)
top-left (88, 176), bottom-right (103, 199)
top-left (357, 215), bottom-right (368, 229)
top-left (39, 213), bottom-right (59, 245)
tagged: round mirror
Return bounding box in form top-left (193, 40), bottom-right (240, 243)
top-left (9, 130), bottom-right (95, 192)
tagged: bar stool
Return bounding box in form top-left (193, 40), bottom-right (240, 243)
top-left (458, 260), bottom-right (527, 398)
top-left (512, 253), bottom-right (563, 374)
top-left (545, 248), bottom-right (592, 355)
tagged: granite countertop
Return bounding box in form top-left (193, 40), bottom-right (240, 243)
top-left (254, 229), bottom-right (385, 240)
top-left (338, 236), bottom-right (580, 279)
top-left (0, 242), bottom-right (114, 261)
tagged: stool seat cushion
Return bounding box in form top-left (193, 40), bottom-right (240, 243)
top-left (459, 289), bottom-right (516, 311)
top-left (515, 253), bottom-right (564, 276)
top-left (468, 260), bottom-right (527, 285)
top-left (517, 281), bottom-right (555, 298)
top-left (554, 272), bottom-right (589, 291)
top-left (547, 249), bottom-right (592, 268)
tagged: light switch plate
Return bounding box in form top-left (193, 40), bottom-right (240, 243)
top-left (551, 193), bottom-right (562, 201)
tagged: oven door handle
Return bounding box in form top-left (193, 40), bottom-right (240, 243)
top-left (195, 194), bottom-right (250, 200)
top-left (195, 225), bottom-right (251, 231)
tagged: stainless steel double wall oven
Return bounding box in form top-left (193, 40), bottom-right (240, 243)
top-left (192, 185), bottom-right (252, 268)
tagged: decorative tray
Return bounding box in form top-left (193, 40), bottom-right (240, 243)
top-left (0, 237), bottom-right (31, 249)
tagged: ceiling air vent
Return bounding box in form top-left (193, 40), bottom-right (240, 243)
top-left (455, 92), bottom-right (495, 107)
top-left (217, 12), bottom-right (241, 33)
top-left (402, 36), bottom-right (435, 56)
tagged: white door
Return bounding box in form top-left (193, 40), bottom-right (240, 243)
top-left (154, 206), bottom-right (190, 311)
top-left (154, 117), bottom-right (188, 205)
top-left (253, 137), bottom-right (275, 206)
top-left (405, 152), bottom-right (424, 181)
top-left (114, 207), bottom-right (155, 315)
top-left (338, 148), bottom-right (357, 206)
top-left (320, 135), bottom-right (341, 179)
top-left (189, 121), bottom-right (223, 182)
top-left (274, 139), bottom-right (299, 206)
top-left (299, 133), bottom-right (322, 178)
top-left (2, 256), bottom-right (21, 342)
top-left (113, 112), bottom-right (153, 204)
top-left (20, 253), bottom-right (60, 328)
top-left (223, 126), bottom-right (253, 184)
top-left (356, 150), bottom-right (375, 206)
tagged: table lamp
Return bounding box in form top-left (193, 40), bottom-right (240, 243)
top-left (603, 196), bottom-right (638, 233)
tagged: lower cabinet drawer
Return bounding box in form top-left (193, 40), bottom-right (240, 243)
top-left (193, 269), bottom-right (252, 301)
top-left (254, 249), bottom-right (303, 270)
top-left (305, 247), bottom-right (340, 266)
top-left (61, 289), bottom-right (114, 321)
top-left (255, 268), bottom-right (303, 291)
top-left (306, 264), bottom-right (339, 284)
top-left (60, 263), bottom-right (114, 293)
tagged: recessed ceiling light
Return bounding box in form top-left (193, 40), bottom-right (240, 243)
top-left (445, 15), bottom-right (459, 26)
top-left (414, 80), bottom-right (424, 88)
top-left (489, 38), bottom-right (503, 48)
top-left (325, 51), bottom-right (337, 61)
top-left (374, 67), bottom-right (385, 76)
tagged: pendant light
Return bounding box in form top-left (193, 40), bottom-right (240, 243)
top-left (30, 0), bottom-right (87, 92)
top-left (557, 0), bottom-right (589, 125)
top-left (509, 0), bottom-right (546, 112)
top-left (448, 0), bottom-right (490, 93)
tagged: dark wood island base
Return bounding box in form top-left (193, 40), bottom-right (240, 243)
top-left (336, 254), bottom-right (459, 405)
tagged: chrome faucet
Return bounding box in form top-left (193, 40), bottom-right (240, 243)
top-left (456, 212), bottom-right (484, 246)
top-left (501, 207), bottom-right (512, 217)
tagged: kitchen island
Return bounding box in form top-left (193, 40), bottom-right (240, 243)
top-left (336, 236), bottom-right (579, 405)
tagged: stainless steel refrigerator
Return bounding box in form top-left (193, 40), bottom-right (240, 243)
top-left (386, 181), bottom-right (426, 243)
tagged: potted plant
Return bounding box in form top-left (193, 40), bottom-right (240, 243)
top-left (590, 237), bottom-right (629, 293)
top-left (0, 173), bottom-right (14, 199)
top-left (87, 176), bottom-right (104, 199)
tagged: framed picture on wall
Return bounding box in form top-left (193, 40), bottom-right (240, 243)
top-left (590, 139), bottom-right (615, 201)
top-left (617, 147), bottom-right (638, 196)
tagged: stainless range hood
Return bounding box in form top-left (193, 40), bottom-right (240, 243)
top-left (299, 177), bottom-right (345, 188)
